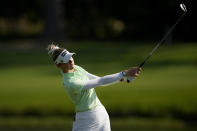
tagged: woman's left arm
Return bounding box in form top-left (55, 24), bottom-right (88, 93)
top-left (82, 72), bottom-right (124, 90)
top-left (86, 72), bottom-right (119, 87)
top-left (83, 67), bottom-right (141, 90)
top-left (86, 72), bottom-right (100, 80)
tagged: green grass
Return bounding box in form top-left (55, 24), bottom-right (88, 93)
top-left (1, 117), bottom-right (196, 131)
top-left (0, 42), bottom-right (197, 118)
top-left (99, 65), bottom-right (197, 114)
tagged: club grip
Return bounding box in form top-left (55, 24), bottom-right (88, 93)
top-left (127, 77), bottom-right (135, 83)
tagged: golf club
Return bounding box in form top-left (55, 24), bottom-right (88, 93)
top-left (127, 3), bottom-right (187, 83)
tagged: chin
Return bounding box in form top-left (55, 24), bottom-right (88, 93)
top-left (70, 65), bottom-right (74, 69)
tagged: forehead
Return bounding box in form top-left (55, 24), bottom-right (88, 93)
top-left (63, 57), bottom-right (73, 64)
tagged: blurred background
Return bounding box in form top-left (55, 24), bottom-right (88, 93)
top-left (0, 0), bottom-right (197, 131)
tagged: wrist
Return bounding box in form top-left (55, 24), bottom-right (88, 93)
top-left (121, 71), bottom-right (127, 82)
top-left (121, 71), bottom-right (127, 77)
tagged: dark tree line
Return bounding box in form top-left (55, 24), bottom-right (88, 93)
top-left (0, 0), bottom-right (196, 41)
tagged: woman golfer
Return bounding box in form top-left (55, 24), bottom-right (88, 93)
top-left (47, 44), bottom-right (141, 131)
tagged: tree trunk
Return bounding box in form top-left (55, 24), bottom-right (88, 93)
top-left (43, 0), bottom-right (65, 41)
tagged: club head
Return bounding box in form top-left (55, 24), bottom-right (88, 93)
top-left (180, 3), bottom-right (187, 12)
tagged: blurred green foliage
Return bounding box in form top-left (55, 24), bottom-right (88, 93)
top-left (0, 0), bottom-right (196, 40)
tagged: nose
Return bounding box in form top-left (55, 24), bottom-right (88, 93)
top-left (69, 59), bottom-right (72, 64)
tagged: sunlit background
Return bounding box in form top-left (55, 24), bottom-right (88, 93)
top-left (0, 0), bottom-right (197, 131)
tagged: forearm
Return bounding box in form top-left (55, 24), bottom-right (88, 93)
top-left (86, 72), bottom-right (100, 79)
top-left (82, 72), bottom-right (124, 90)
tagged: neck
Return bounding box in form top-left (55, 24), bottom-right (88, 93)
top-left (62, 68), bottom-right (75, 73)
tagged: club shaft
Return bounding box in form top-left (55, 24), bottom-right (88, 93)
top-left (139, 12), bottom-right (186, 68)
top-left (127, 12), bottom-right (186, 83)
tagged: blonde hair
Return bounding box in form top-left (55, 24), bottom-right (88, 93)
top-left (47, 43), bottom-right (64, 62)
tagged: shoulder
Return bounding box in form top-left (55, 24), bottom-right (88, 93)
top-left (75, 65), bottom-right (87, 73)
top-left (75, 65), bottom-right (84, 70)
